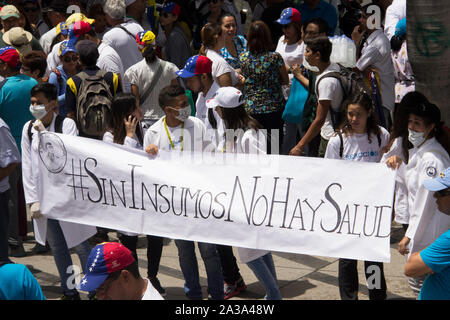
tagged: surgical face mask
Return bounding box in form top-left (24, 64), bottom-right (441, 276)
top-left (30, 104), bottom-right (48, 120)
top-left (302, 55), bottom-right (320, 73)
top-left (408, 129), bottom-right (426, 148)
top-left (173, 105), bottom-right (191, 122)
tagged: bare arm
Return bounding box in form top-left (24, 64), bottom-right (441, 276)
top-left (216, 72), bottom-right (233, 87)
top-left (279, 63), bottom-right (289, 86)
top-left (289, 100), bottom-right (330, 156)
top-left (0, 162), bottom-right (18, 181)
top-left (405, 252), bottom-right (433, 278)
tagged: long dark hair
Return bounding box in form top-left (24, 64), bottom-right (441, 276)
top-left (199, 22), bottom-right (222, 55)
top-left (340, 91), bottom-right (381, 143)
top-left (220, 105), bottom-right (262, 132)
top-left (108, 93), bottom-right (142, 145)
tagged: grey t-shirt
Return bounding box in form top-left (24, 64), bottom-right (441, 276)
top-left (0, 119), bottom-right (21, 192)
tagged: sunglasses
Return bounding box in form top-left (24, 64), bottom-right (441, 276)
top-left (63, 55), bottom-right (79, 63)
top-left (436, 189), bottom-right (450, 198)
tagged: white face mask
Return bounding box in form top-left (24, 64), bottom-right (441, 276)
top-left (408, 129), bottom-right (426, 148)
top-left (173, 105), bottom-right (191, 122)
top-left (302, 55), bottom-right (320, 73)
top-left (29, 104), bottom-right (48, 120)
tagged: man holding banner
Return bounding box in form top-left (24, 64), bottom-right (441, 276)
top-left (144, 84), bottom-right (224, 300)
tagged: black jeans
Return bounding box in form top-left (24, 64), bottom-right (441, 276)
top-left (0, 190), bottom-right (10, 263)
top-left (251, 109), bottom-right (284, 155)
top-left (216, 245), bottom-right (241, 284)
top-left (338, 258), bottom-right (387, 300)
top-left (118, 234), bottom-right (164, 280)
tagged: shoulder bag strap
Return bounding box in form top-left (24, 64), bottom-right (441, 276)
top-left (139, 60), bottom-right (165, 106)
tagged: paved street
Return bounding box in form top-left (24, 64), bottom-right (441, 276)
top-left (9, 220), bottom-right (416, 300)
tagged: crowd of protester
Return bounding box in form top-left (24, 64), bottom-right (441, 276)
top-left (0, 0), bottom-right (449, 301)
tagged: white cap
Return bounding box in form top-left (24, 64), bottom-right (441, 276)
top-left (205, 87), bottom-right (245, 109)
top-left (125, 0), bottom-right (137, 6)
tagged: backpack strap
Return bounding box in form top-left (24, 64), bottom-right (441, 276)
top-left (338, 131), bottom-right (344, 158)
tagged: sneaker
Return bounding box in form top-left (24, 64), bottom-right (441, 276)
top-left (60, 293), bottom-right (81, 300)
top-left (30, 243), bottom-right (50, 255)
top-left (9, 245), bottom-right (26, 258)
top-left (224, 282), bottom-right (240, 300)
top-left (149, 277), bottom-right (167, 297)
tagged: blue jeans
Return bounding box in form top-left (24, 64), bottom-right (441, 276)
top-left (246, 253), bottom-right (282, 300)
top-left (175, 239), bottom-right (224, 300)
top-left (46, 218), bottom-right (91, 296)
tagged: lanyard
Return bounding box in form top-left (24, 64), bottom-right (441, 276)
top-left (163, 117), bottom-right (184, 151)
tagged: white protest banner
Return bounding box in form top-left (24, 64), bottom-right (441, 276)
top-left (37, 133), bottom-right (396, 262)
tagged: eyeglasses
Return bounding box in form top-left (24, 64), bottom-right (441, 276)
top-left (435, 189), bottom-right (450, 198)
top-left (63, 55), bottom-right (79, 63)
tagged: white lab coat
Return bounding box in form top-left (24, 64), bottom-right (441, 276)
top-left (380, 137), bottom-right (409, 224)
top-left (21, 114), bottom-right (97, 248)
top-left (402, 138), bottom-right (450, 257)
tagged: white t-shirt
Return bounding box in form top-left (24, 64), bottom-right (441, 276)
top-left (98, 42), bottom-right (125, 89)
top-left (46, 40), bottom-right (63, 75)
top-left (324, 126), bottom-right (390, 162)
top-left (102, 20), bottom-right (144, 74)
top-left (315, 63), bottom-right (344, 141)
top-left (384, 0), bottom-right (406, 40)
top-left (356, 29), bottom-right (395, 112)
top-left (124, 58), bottom-right (179, 119)
top-left (141, 279), bottom-right (164, 300)
top-left (275, 36), bottom-right (304, 84)
top-left (39, 27), bottom-right (57, 54)
top-left (143, 116), bottom-right (215, 153)
top-left (206, 49), bottom-right (239, 86)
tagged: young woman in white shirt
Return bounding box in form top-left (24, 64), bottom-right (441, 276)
top-left (206, 87), bottom-right (281, 300)
top-left (102, 93), bottom-right (167, 296)
top-left (325, 91), bottom-right (389, 300)
top-left (385, 91), bottom-right (450, 297)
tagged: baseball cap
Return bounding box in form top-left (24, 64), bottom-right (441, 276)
top-left (3, 27), bottom-right (33, 56)
top-left (394, 18), bottom-right (407, 37)
top-left (136, 30), bottom-right (156, 53)
top-left (59, 40), bottom-right (77, 57)
top-left (206, 87), bottom-right (245, 109)
top-left (75, 39), bottom-right (98, 58)
top-left (275, 7), bottom-right (301, 25)
top-left (176, 55), bottom-right (212, 78)
top-left (424, 167), bottom-right (450, 191)
top-left (0, 5), bottom-right (20, 20)
top-left (0, 47), bottom-right (21, 69)
top-left (406, 101), bottom-right (441, 124)
top-left (157, 2), bottom-right (181, 16)
top-left (78, 242), bottom-right (135, 292)
top-left (66, 13), bottom-right (95, 27)
top-left (67, 20), bottom-right (92, 46)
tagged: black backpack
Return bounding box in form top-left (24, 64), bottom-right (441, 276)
top-left (316, 65), bottom-right (368, 131)
top-left (27, 114), bottom-right (64, 142)
top-left (75, 70), bottom-right (113, 138)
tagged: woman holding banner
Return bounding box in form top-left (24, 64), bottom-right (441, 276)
top-left (385, 92), bottom-right (450, 297)
top-left (325, 91), bottom-right (390, 300)
top-left (206, 86), bottom-right (282, 300)
top-left (102, 93), bottom-right (167, 297)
